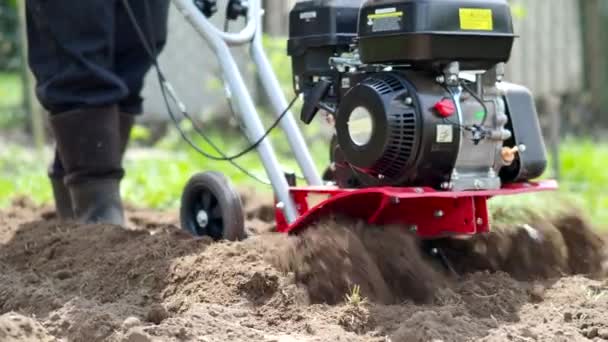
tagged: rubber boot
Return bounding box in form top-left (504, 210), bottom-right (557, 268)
top-left (49, 105), bottom-right (125, 225)
top-left (47, 112), bottom-right (134, 223)
top-left (48, 151), bottom-right (74, 220)
top-left (119, 112), bottom-right (135, 154)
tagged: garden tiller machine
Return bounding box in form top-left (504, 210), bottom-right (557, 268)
top-left (171, 0), bottom-right (557, 242)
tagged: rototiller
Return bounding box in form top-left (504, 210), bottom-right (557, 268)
top-left (170, 0), bottom-right (557, 242)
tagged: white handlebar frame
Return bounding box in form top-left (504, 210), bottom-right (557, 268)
top-left (171, 0), bottom-right (323, 223)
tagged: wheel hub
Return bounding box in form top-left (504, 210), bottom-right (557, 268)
top-left (196, 210), bottom-right (209, 228)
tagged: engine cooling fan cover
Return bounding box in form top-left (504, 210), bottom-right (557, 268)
top-left (335, 73), bottom-right (420, 181)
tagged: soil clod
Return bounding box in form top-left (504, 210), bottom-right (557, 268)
top-left (146, 304), bottom-right (169, 325)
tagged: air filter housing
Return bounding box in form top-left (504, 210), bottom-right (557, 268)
top-left (287, 0), bottom-right (363, 94)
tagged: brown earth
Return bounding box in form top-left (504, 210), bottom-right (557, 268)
top-left (0, 195), bottom-right (607, 342)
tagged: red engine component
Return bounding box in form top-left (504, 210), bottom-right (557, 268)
top-left (434, 98), bottom-right (456, 118)
top-left (276, 180), bottom-right (558, 238)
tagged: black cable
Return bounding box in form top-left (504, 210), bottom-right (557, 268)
top-left (442, 87), bottom-right (473, 131)
top-left (460, 81), bottom-right (489, 126)
top-left (442, 85), bottom-right (489, 145)
top-left (182, 94), bottom-right (299, 162)
top-left (158, 72), bottom-right (271, 184)
top-left (123, 0), bottom-right (268, 184)
top-left (146, 2), bottom-right (270, 184)
top-left (122, 0), bottom-right (302, 185)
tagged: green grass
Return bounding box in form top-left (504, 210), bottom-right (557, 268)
top-left (0, 72), bottom-right (22, 106)
top-left (0, 122), bottom-right (330, 210)
top-left (0, 71), bottom-right (25, 128)
top-left (0, 145), bottom-right (51, 205)
top-left (0, 135), bottom-right (606, 227)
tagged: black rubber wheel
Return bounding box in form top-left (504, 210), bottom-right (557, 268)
top-left (180, 171), bottom-right (245, 241)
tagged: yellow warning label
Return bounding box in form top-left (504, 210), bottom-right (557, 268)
top-left (459, 8), bottom-right (493, 31)
top-left (368, 11), bottom-right (403, 20)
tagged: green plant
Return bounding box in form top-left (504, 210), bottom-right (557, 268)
top-left (345, 285), bottom-right (367, 307)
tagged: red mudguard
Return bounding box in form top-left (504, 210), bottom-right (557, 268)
top-left (276, 180), bottom-right (558, 238)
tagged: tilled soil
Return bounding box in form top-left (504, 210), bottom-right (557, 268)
top-left (0, 195), bottom-right (607, 342)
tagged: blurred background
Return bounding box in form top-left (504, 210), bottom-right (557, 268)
top-left (0, 0), bottom-right (606, 225)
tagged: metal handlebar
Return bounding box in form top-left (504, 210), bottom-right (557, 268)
top-left (172, 0), bottom-right (260, 46)
top-left (170, 0), bottom-right (323, 223)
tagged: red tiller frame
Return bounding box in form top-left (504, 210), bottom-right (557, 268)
top-left (276, 180), bottom-right (558, 238)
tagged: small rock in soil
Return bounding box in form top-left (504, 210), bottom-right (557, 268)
top-left (528, 284), bottom-right (545, 303)
top-left (122, 316), bottom-right (142, 330)
top-left (146, 304), bottom-right (169, 325)
top-left (521, 327), bottom-right (538, 340)
top-left (304, 323), bottom-right (315, 335)
top-left (238, 272), bottom-right (279, 304)
top-left (564, 312), bottom-right (573, 322)
top-left (598, 328), bottom-right (608, 339)
top-left (125, 327), bottom-right (152, 342)
top-left (54, 270), bottom-right (72, 280)
top-left (585, 327), bottom-right (599, 338)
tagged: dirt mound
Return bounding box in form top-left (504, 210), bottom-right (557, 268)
top-left (270, 220), bottom-right (445, 305)
top-left (0, 197), bottom-right (607, 341)
top-left (270, 210), bottom-right (606, 307)
top-left (434, 210), bottom-right (607, 281)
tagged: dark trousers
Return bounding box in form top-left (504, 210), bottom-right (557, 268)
top-left (25, 0), bottom-right (170, 115)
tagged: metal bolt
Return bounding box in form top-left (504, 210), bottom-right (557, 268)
top-left (430, 248), bottom-right (439, 255)
top-left (441, 182), bottom-right (451, 190)
top-left (378, 174), bottom-right (385, 180)
top-left (414, 188), bottom-right (424, 193)
top-left (276, 202), bottom-right (285, 209)
top-left (391, 197), bottom-right (400, 204)
top-left (476, 218), bottom-right (484, 226)
top-left (474, 180), bottom-right (484, 189)
top-left (409, 225), bottom-right (418, 233)
top-left (404, 97), bottom-right (413, 105)
top-left (434, 210), bottom-right (444, 218)
top-left (435, 75), bottom-right (445, 84)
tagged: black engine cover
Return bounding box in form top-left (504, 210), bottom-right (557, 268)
top-left (334, 72), bottom-right (460, 188)
top-left (499, 82), bottom-right (548, 182)
top-left (287, 0), bottom-right (363, 95)
top-left (358, 0), bottom-right (515, 69)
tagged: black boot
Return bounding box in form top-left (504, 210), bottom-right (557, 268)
top-left (47, 113), bottom-right (134, 221)
top-left (119, 112), bottom-right (135, 155)
top-left (48, 150), bottom-right (74, 220)
top-left (50, 105), bottom-right (125, 225)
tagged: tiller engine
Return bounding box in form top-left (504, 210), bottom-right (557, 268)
top-left (172, 0), bottom-right (556, 242)
top-left (278, 0), bottom-right (556, 237)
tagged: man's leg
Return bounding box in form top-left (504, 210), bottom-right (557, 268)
top-left (26, 0), bottom-right (127, 225)
top-left (114, 0), bottom-right (170, 157)
top-left (115, 0), bottom-right (170, 116)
